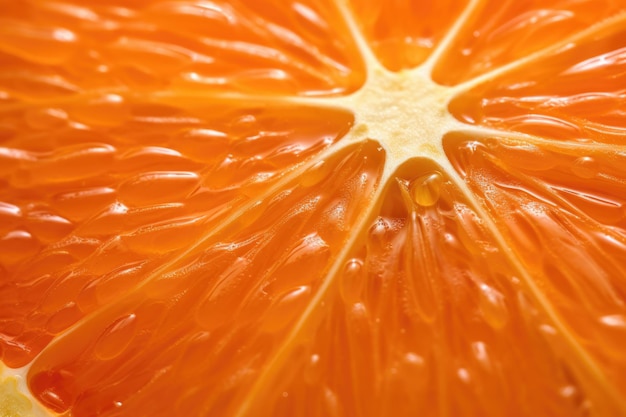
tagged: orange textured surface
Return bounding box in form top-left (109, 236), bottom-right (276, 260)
top-left (1, 0), bottom-right (626, 416)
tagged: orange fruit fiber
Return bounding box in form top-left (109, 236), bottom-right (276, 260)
top-left (1, 0), bottom-right (626, 416)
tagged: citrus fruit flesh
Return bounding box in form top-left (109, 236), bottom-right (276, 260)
top-left (1, 0), bottom-right (626, 416)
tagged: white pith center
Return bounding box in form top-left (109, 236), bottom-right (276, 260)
top-left (337, 67), bottom-right (460, 168)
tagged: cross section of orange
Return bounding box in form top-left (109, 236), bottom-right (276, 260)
top-left (1, 0), bottom-right (625, 416)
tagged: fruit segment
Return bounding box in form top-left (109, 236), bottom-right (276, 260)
top-left (448, 12), bottom-right (626, 144)
top-left (348, 0), bottom-right (467, 71)
top-left (241, 161), bottom-right (594, 417)
top-left (0, 98), bottom-right (353, 367)
top-left (26, 142), bottom-right (385, 416)
top-left (0, 0), bottom-right (366, 99)
top-left (431, 0), bottom-right (626, 86)
top-left (445, 133), bottom-right (626, 408)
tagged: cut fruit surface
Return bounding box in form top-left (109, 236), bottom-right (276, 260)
top-left (1, 0), bottom-right (626, 416)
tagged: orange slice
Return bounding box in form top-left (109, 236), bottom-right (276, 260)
top-left (1, 0), bottom-right (625, 416)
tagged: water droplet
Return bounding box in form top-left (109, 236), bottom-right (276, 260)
top-left (478, 283), bottom-right (508, 329)
top-left (339, 258), bottom-right (365, 304)
top-left (304, 353), bottom-right (323, 385)
top-left (351, 302), bottom-right (368, 318)
top-left (471, 341), bottom-right (491, 368)
top-left (600, 314), bottom-right (626, 328)
top-left (560, 385), bottom-right (577, 398)
top-left (369, 216), bottom-right (392, 250)
top-left (404, 352), bottom-right (424, 366)
top-left (572, 156), bottom-right (598, 179)
top-left (539, 324), bottom-right (557, 335)
top-left (411, 172), bottom-right (443, 207)
top-left (457, 367), bottom-right (470, 383)
top-left (322, 387), bottom-right (340, 417)
top-left (52, 28), bottom-right (76, 42)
